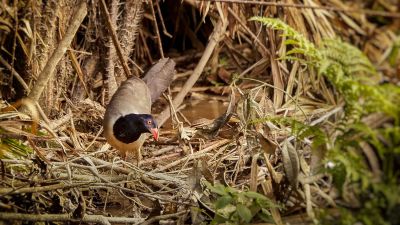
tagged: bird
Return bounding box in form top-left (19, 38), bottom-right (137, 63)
top-left (103, 58), bottom-right (175, 163)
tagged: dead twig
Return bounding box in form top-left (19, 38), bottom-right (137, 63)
top-left (227, 7), bottom-right (270, 57)
top-left (154, 139), bottom-right (230, 172)
top-left (140, 210), bottom-right (190, 225)
top-left (203, 0), bottom-right (400, 18)
top-left (141, 152), bottom-right (183, 166)
top-left (155, 0), bottom-right (172, 38)
top-left (67, 49), bottom-right (89, 96)
top-left (0, 55), bottom-right (29, 92)
top-left (149, 0), bottom-right (165, 58)
top-left (0, 182), bottom-right (93, 195)
top-left (99, 0), bottom-right (131, 78)
top-left (0, 212), bottom-right (144, 225)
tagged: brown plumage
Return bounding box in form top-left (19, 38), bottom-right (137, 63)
top-left (103, 58), bottom-right (175, 162)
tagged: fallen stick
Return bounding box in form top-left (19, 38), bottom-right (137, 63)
top-left (0, 182), bottom-right (92, 195)
top-left (0, 212), bottom-right (143, 225)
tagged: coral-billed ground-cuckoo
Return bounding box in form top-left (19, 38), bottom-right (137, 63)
top-left (103, 58), bottom-right (175, 163)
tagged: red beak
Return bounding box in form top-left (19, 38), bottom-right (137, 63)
top-left (150, 128), bottom-right (159, 141)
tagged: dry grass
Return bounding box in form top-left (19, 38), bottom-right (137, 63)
top-left (0, 0), bottom-right (399, 224)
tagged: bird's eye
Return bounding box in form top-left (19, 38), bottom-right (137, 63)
top-left (147, 120), bottom-right (152, 125)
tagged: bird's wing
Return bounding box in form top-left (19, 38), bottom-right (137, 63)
top-left (142, 58), bottom-right (176, 103)
top-left (104, 77), bottom-right (152, 131)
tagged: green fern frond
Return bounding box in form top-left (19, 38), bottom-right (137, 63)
top-left (319, 39), bottom-right (379, 84)
top-left (325, 147), bottom-right (372, 192)
top-left (252, 17), bottom-right (399, 121)
top-left (252, 17), bottom-right (400, 225)
top-left (250, 16), bottom-right (319, 59)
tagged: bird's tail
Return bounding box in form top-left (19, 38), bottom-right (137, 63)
top-left (142, 58), bottom-right (176, 103)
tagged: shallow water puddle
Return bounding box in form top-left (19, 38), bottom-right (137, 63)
top-left (162, 99), bottom-right (228, 129)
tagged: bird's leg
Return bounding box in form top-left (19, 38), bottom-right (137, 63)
top-left (135, 148), bottom-right (142, 166)
top-left (119, 150), bottom-right (126, 161)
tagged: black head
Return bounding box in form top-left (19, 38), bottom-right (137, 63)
top-left (113, 114), bottom-right (158, 144)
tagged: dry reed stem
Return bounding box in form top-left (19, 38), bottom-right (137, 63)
top-left (115, 1), bottom-right (144, 81)
top-left (149, 0), bottom-right (164, 58)
top-left (99, 0), bottom-right (131, 78)
top-left (204, 0), bottom-right (400, 18)
top-left (68, 49), bottom-right (89, 96)
top-left (28, 1), bottom-right (87, 102)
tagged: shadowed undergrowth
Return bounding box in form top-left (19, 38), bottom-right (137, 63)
top-left (0, 1), bottom-right (400, 225)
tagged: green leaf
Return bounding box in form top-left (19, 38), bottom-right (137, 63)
top-left (242, 191), bottom-right (268, 201)
top-left (283, 39), bottom-right (299, 46)
top-left (225, 185), bottom-right (238, 194)
top-left (205, 181), bottom-right (227, 196)
top-left (216, 204), bottom-right (236, 218)
top-left (258, 208), bottom-right (273, 222)
top-left (236, 192), bottom-right (247, 204)
top-left (237, 204), bottom-right (253, 223)
top-left (211, 214), bottom-right (229, 225)
top-left (215, 195), bottom-right (233, 209)
top-left (388, 39), bottom-right (399, 66)
top-left (286, 47), bottom-right (306, 55)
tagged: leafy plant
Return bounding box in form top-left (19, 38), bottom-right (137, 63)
top-left (252, 17), bottom-right (400, 225)
top-left (204, 181), bottom-right (279, 224)
top-left (251, 17), bottom-right (399, 121)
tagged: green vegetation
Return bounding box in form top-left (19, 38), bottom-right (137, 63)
top-left (0, 137), bottom-right (32, 159)
top-left (205, 181), bottom-right (279, 224)
top-left (219, 17), bottom-right (400, 224)
top-left (251, 17), bottom-right (399, 120)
